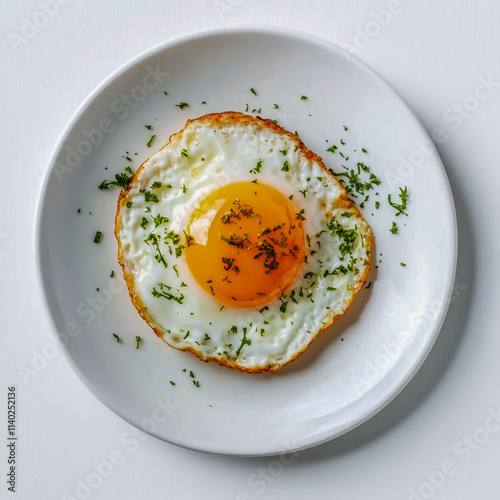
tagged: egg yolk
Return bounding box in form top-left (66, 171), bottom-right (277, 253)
top-left (184, 182), bottom-right (306, 308)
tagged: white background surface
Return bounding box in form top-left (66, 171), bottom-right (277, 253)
top-left (1, 1), bottom-right (499, 499)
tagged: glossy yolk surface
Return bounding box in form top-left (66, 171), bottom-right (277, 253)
top-left (184, 182), bottom-right (306, 308)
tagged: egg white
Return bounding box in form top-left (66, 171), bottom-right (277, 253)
top-left (115, 113), bottom-right (372, 372)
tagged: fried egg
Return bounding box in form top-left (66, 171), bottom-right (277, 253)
top-left (115, 112), bottom-right (372, 373)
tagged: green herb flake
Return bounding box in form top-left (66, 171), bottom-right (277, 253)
top-left (250, 159), bottom-right (263, 174)
top-left (300, 95), bottom-right (308, 100)
top-left (235, 327), bottom-right (251, 356)
top-left (145, 124), bottom-right (152, 130)
top-left (295, 209), bottom-right (306, 221)
top-left (170, 381), bottom-right (176, 386)
top-left (400, 262), bottom-right (407, 267)
top-left (77, 208), bottom-right (81, 214)
top-left (93, 231), bottom-right (102, 243)
top-left (151, 283), bottom-right (184, 304)
top-left (147, 135), bottom-right (156, 147)
top-left (98, 169), bottom-right (134, 190)
top-left (390, 222), bottom-right (398, 234)
top-left (250, 87), bottom-right (257, 96)
top-left (110, 270), bottom-right (115, 278)
top-left (175, 102), bottom-right (189, 109)
top-left (143, 190), bottom-right (159, 203)
top-left (112, 333), bottom-right (120, 343)
top-left (388, 186), bottom-right (409, 217)
top-left (135, 336), bottom-right (141, 349)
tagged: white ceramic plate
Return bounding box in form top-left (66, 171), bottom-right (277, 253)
top-left (37, 27), bottom-right (457, 456)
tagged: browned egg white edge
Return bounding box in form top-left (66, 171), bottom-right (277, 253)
top-left (114, 111), bottom-right (373, 374)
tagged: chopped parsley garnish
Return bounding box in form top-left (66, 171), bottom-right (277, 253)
top-left (388, 186), bottom-right (409, 216)
top-left (126, 201), bottom-right (133, 208)
top-left (326, 217), bottom-right (358, 259)
top-left (175, 102), bottom-right (189, 109)
top-left (375, 201), bottom-right (380, 209)
top-left (299, 188), bottom-right (308, 198)
top-left (329, 162), bottom-right (381, 198)
top-left (326, 145), bottom-right (338, 153)
top-left (279, 149), bottom-right (287, 156)
top-left (98, 169), bottom-right (133, 190)
top-left (273, 104), bottom-right (279, 109)
top-left (93, 231), bottom-right (102, 243)
top-left (295, 209), bottom-right (306, 221)
top-left (400, 262), bottom-right (407, 267)
top-left (77, 208), bottom-right (81, 214)
top-left (110, 270), bottom-right (115, 278)
top-left (145, 124), bottom-right (152, 130)
top-left (143, 190), bottom-right (159, 203)
top-left (146, 135), bottom-right (156, 147)
top-left (145, 233), bottom-right (168, 267)
top-left (249, 159), bottom-right (263, 174)
top-left (254, 239), bottom-right (279, 273)
top-left (153, 214), bottom-right (169, 228)
top-left (235, 327), bottom-right (251, 356)
top-left (181, 149), bottom-right (189, 158)
top-left (151, 181), bottom-right (162, 189)
top-left (300, 95), bottom-right (308, 100)
top-left (282, 160), bottom-right (289, 172)
top-left (151, 283), bottom-right (185, 304)
top-left (170, 381), bottom-right (176, 386)
top-left (140, 217), bottom-right (149, 229)
top-left (250, 87), bottom-right (257, 96)
top-left (112, 333), bottom-right (120, 343)
top-left (135, 336), bottom-right (141, 349)
top-left (390, 222), bottom-right (398, 234)
top-left (221, 256), bottom-right (235, 271)
top-left (163, 91), bottom-right (168, 95)
top-left (220, 233), bottom-right (251, 249)
top-left (362, 148), bottom-right (367, 153)
top-left (201, 100), bottom-right (207, 104)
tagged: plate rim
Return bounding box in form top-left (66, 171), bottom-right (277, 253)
top-left (35, 25), bottom-right (458, 456)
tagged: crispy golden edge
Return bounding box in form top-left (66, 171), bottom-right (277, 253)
top-left (115, 112), bottom-right (372, 374)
